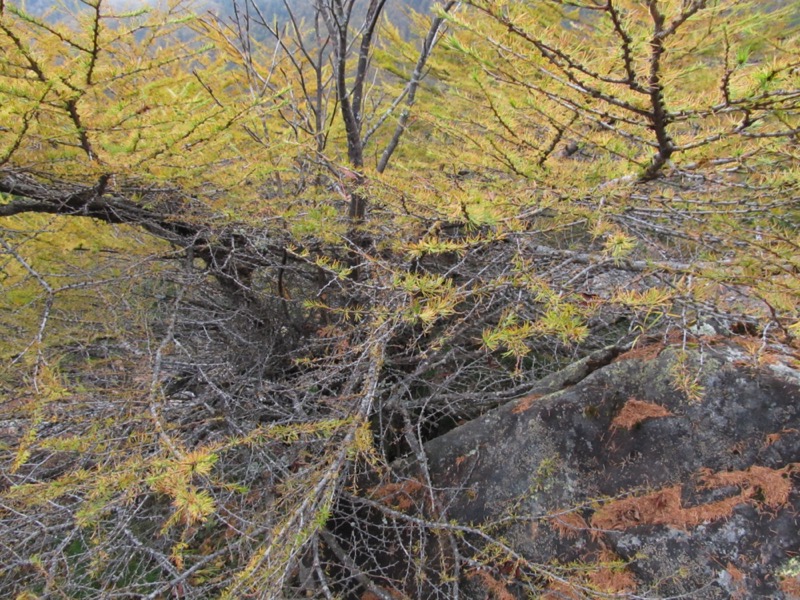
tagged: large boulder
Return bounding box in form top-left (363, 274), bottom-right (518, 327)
top-left (421, 339), bottom-right (800, 598)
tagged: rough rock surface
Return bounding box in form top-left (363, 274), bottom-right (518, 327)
top-left (421, 339), bottom-right (800, 598)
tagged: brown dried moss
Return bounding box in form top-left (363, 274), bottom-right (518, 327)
top-left (511, 393), bottom-right (543, 415)
top-left (780, 575), bottom-right (800, 599)
top-left (548, 511), bottom-right (590, 540)
top-left (587, 550), bottom-right (637, 594)
top-left (468, 569), bottom-right (516, 600)
top-left (611, 398), bottom-right (673, 430)
top-left (367, 477), bottom-right (425, 511)
top-left (592, 464), bottom-right (797, 531)
top-left (613, 342), bottom-right (665, 363)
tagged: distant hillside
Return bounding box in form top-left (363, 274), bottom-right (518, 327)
top-left (204, 0), bottom-right (435, 35)
top-left (22, 0), bottom-right (436, 37)
top-left (216, 0), bottom-right (434, 20)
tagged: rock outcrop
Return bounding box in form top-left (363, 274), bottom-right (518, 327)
top-left (420, 339), bottom-right (800, 598)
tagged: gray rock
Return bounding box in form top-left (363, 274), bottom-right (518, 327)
top-left (416, 340), bottom-right (800, 598)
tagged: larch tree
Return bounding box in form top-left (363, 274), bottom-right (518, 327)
top-left (0, 0), bottom-right (798, 599)
top-left (421, 0), bottom-right (800, 356)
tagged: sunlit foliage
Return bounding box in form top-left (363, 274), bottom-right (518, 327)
top-left (1, 0), bottom-right (798, 598)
